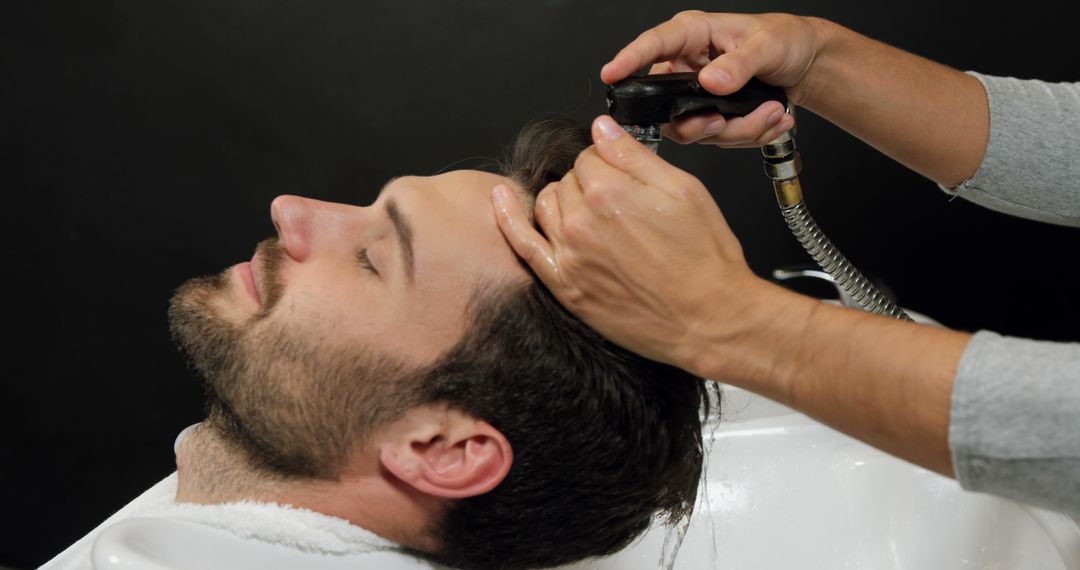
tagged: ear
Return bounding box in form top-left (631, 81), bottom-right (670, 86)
top-left (379, 406), bottom-right (513, 499)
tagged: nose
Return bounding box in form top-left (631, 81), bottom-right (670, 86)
top-left (269, 195), bottom-right (357, 262)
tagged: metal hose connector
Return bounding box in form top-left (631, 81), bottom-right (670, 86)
top-left (762, 116), bottom-right (913, 321)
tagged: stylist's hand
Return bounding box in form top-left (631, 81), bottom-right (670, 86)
top-left (601, 11), bottom-right (831, 147)
top-left (492, 115), bottom-right (773, 376)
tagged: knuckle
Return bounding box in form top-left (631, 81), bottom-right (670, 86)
top-left (573, 148), bottom-right (594, 172)
top-left (562, 285), bottom-right (587, 311)
top-left (755, 132), bottom-right (776, 146)
top-left (753, 27), bottom-right (776, 44)
top-left (725, 52), bottom-right (750, 78)
top-left (521, 244), bottom-right (543, 265)
top-left (582, 176), bottom-right (607, 196)
top-left (674, 9), bottom-right (706, 22)
top-left (562, 216), bottom-right (588, 243)
top-left (637, 27), bottom-right (661, 45)
top-left (615, 143), bottom-right (647, 165)
top-left (664, 123), bottom-right (694, 144)
top-left (535, 186), bottom-right (554, 206)
top-left (534, 199), bottom-right (558, 230)
top-left (535, 189), bottom-right (555, 211)
top-left (538, 181), bottom-right (559, 196)
top-left (682, 169), bottom-right (706, 186)
top-left (669, 131), bottom-right (695, 145)
top-left (584, 186), bottom-right (617, 213)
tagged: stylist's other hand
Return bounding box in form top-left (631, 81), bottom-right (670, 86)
top-left (601, 11), bottom-right (830, 147)
top-left (493, 115), bottom-right (768, 376)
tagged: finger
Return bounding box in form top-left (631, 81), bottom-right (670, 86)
top-left (714, 112), bottom-right (796, 148)
top-left (707, 101), bottom-right (790, 146)
top-left (697, 29), bottom-right (786, 95)
top-left (573, 146), bottom-right (642, 212)
top-left (663, 113), bottom-right (725, 144)
top-left (693, 114), bottom-right (795, 148)
top-left (492, 184), bottom-right (559, 285)
top-left (648, 58), bottom-right (712, 76)
top-left (600, 12), bottom-right (712, 84)
top-left (552, 167), bottom-right (586, 218)
top-left (534, 182), bottom-right (564, 243)
top-left (695, 125), bottom-right (795, 149)
top-left (591, 115), bottom-right (684, 187)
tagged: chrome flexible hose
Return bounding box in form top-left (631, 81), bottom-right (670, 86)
top-left (763, 122), bottom-right (912, 322)
top-left (780, 201), bottom-right (912, 321)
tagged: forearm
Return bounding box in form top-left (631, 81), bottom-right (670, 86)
top-left (693, 281), bottom-right (971, 477)
top-left (799, 19), bottom-right (989, 187)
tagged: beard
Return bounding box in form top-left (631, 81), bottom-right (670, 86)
top-left (167, 239), bottom-right (417, 479)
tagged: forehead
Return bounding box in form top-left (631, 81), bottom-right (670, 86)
top-left (379, 170), bottom-right (516, 202)
top-left (380, 169), bottom-right (530, 289)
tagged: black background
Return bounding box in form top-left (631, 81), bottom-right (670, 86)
top-left (4, 1), bottom-right (1079, 568)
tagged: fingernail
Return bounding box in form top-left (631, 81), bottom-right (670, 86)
top-left (767, 110), bottom-right (783, 127)
top-left (706, 68), bottom-right (730, 87)
top-left (595, 115), bottom-right (625, 141)
top-left (704, 118), bottom-right (726, 135)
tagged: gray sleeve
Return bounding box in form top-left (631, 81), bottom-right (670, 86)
top-left (939, 73), bottom-right (1080, 227)
top-left (949, 330), bottom-right (1080, 515)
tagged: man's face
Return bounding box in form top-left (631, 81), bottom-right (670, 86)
top-left (169, 170), bottom-right (528, 476)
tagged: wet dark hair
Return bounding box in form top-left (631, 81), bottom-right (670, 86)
top-left (417, 118), bottom-right (716, 569)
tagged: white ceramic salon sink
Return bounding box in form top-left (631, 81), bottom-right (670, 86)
top-left (564, 385), bottom-right (1080, 569)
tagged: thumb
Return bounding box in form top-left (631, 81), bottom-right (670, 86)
top-left (592, 115), bottom-right (682, 187)
top-left (698, 32), bottom-right (781, 95)
top-left (491, 184), bottom-right (560, 286)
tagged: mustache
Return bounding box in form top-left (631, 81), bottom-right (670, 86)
top-left (254, 237), bottom-right (287, 317)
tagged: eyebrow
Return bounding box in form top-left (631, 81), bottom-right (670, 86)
top-left (385, 198), bottom-right (415, 284)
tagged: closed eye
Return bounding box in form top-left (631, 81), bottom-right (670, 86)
top-left (356, 248), bottom-right (380, 276)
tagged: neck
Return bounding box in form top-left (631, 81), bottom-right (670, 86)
top-left (174, 422), bottom-right (443, 552)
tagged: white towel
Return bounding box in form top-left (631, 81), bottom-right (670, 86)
top-left (37, 472), bottom-right (402, 570)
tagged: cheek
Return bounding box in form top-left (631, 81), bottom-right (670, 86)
top-left (274, 267), bottom-right (392, 340)
top-left (270, 253), bottom-right (486, 365)
top-left (272, 268), bottom-right (456, 361)
top-left (377, 297), bottom-right (466, 362)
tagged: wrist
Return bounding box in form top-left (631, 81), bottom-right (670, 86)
top-left (794, 17), bottom-right (846, 111)
top-left (683, 276), bottom-right (819, 402)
